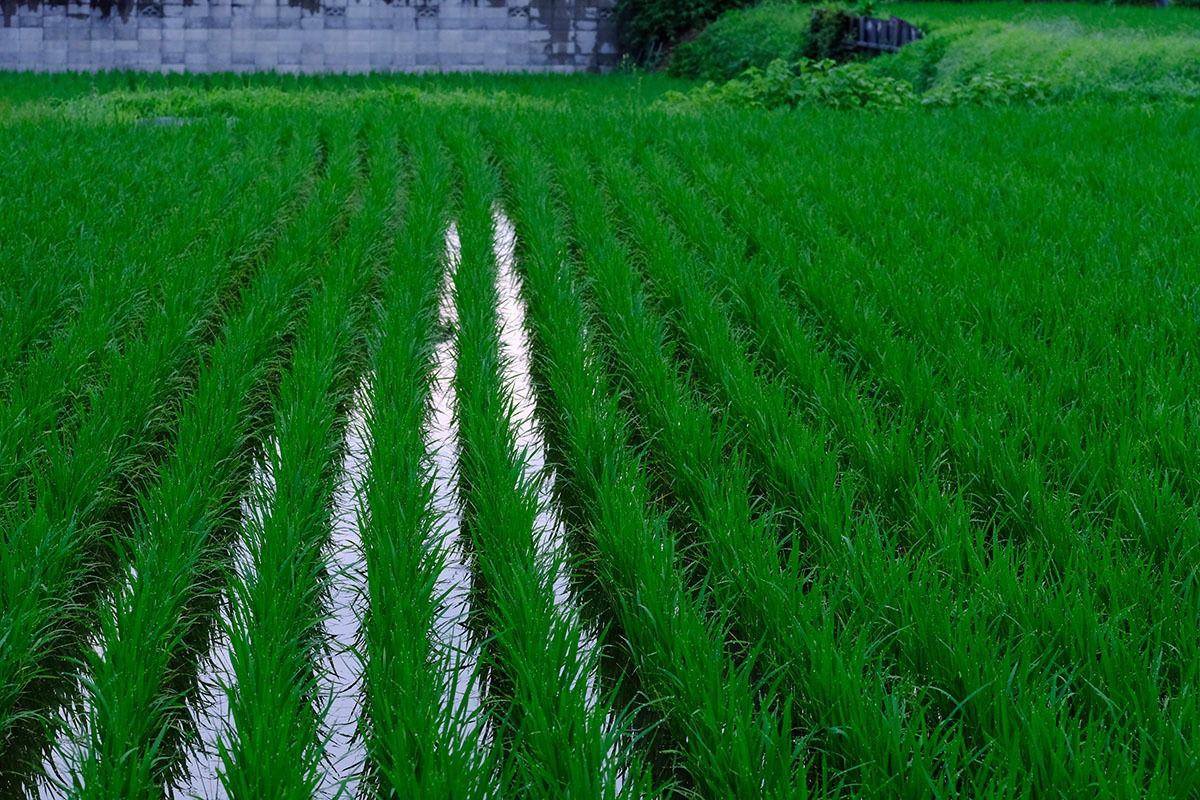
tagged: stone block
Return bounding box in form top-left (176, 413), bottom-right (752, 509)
top-left (114, 49), bottom-right (142, 67)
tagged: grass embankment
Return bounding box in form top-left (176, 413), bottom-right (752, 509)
top-left (669, 0), bottom-right (1200, 102)
top-left (883, 1), bottom-right (1200, 96)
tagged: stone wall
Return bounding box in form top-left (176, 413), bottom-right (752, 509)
top-left (0, 0), bottom-right (618, 72)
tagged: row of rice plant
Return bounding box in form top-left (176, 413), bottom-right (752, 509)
top-left (353, 110), bottom-right (496, 800)
top-left (497, 111), bottom-right (809, 798)
top-left (0, 126), bottom-right (197, 396)
top-left (550, 120), bottom-right (960, 795)
top-left (216, 115), bottom-right (397, 798)
top-left (53, 120), bottom-right (359, 799)
top-left (0, 121), bottom-right (319, 795)
top-left (640, 110), bottom-right (1198, 794)
top-left (0, 124), bottom-right (251, 500)
top-left (444, 121), bottom-right (624, 798)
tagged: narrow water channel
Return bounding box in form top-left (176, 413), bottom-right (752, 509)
top-left (492, 210), bottom-right (598, 684)
top-left (35, 214), bottom-right (620, 797)
top-left (314, 382), bottom-right (370, 800)
top-left (427, 221), bottom-right (485, 724)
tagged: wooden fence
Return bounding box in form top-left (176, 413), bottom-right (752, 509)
top-left (855, 15), bottom-right (923, 53)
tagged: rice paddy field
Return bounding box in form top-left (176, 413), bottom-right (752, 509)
top-left (2, 73), bottom-right (1200, 799)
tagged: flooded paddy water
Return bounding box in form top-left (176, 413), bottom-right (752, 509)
top-left (26, 212), bottom-right (621, 799)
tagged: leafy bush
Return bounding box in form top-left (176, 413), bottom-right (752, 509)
top-left (922, 72), bottom-right (1058, 106)
top-left (667, 3), bottom-right (816, 80)
top-left (664, 57), bottom-right (919, 109)
top-left (668, 1), bottom-right (875, 80)
top-left (619, 0), bottom-right (756, 63)
top-left (808, 2), bottom-right (859, 62)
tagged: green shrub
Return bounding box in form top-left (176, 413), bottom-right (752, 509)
top-left (668, 3), bottom-right (816, 80)
top-left (619, 0), bottom-right (756, 62)
top-left (668, 1), bottom-right (874, 81)
top-left (808, 2), bottom-right (859, 61)
top-left (921, 71), bottom-right (1059, 105)
top-left (664, 57), bottom-right (919, 109)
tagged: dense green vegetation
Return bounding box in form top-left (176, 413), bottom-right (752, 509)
top-left (669, 0), bottom-right (1200, 101)
top-left (2, 25), bottom-right (1199, 797)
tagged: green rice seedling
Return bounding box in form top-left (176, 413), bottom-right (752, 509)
top-left (56, 118), bottom-right (361, 800)
top-left (543, 125), bottom-right (961, 796)
top-left (0, 120), bottom-right (318, 794)
top-left (0, 128), bottom-right (193, 396)
top-left (443, 120), bottom-right (632, 799)
top-left (700, 106), bottom-right (1200, 564)
top-left (217, 118), bottom-right (394, 800)
top-left (789, 115), bottom-right (1200, 554)
top-left (354, 111), bottom-right (498, 800)
top-left (0, 122), bottom-right (263, 506)
top-left (671, 106), bottom-right (1200, 581)
top-left (495, 112), bottom-right (810, 799)
top-left (620, 107), bottom-right (1200, 796)
top-left (582, 131), bottom-right (1086, 795)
